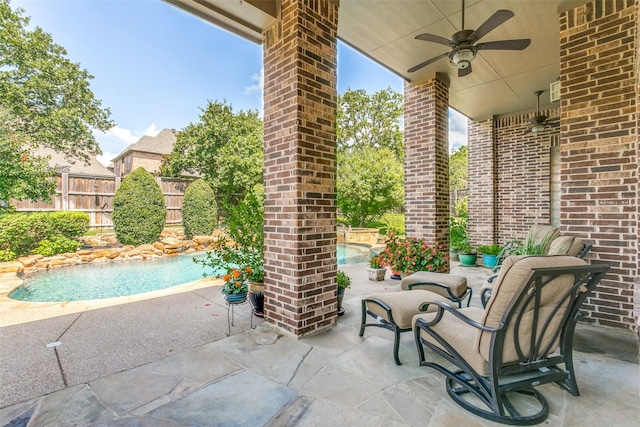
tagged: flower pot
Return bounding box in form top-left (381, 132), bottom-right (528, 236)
top-left (225, 292), bottom-right (247, 303)
top-left (248, 281), bottom-right (264, 317)
top-left (337, 288), bottom-right (345, 316)
top-left (482, 254), bottom-right (498, 268)
top-left (367, 267), bottom-right (386, 281)
top-left (459, 253), bottom-right (477, 267)
top-left (450, 248), bottom-right (459, 261)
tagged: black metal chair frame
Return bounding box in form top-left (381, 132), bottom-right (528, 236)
top-left (414, 263), bottom-right (609, 425)
top-left (406, 282), bottom-right (472, 308)
top-left (360, 298), bottom-right (411, 365)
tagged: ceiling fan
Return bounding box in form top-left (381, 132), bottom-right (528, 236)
top-left (526, 90), bottom-right (559, 134)
top-left (408, 0), bottom-right (531, 77)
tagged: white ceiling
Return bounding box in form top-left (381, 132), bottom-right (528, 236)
top-left (167, 0), bottom-right (580, 120)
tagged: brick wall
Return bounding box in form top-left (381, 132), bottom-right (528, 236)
top-left (403, 76), bottom-right (450, 249)
top-left (559, 0), bottom-right (638, 329)
top-left (467, 118), bottom-right (495, 247)
top-left (496, 110), bottom-right (559, 241)
top-left (262, 0), bottom-right (339, 336)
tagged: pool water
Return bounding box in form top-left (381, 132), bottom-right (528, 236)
top-left (9, 244), bottom-right (370, 302)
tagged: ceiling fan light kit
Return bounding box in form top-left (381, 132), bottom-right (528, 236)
top-left (526, 90), bottom-right (560, 134)
top-left (409, 0), bottom-right (531, 77)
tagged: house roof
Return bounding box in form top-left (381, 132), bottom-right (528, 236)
top-left (35, 147), bottom-right (116, 177)
top-left (111, 128), bottom-right (177, 162)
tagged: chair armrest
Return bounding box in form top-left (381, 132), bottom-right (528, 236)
top-left (416, 300), bottom-right (502, 332)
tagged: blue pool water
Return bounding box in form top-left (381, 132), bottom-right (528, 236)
top-left (9, 244), bottom-right (370, 302)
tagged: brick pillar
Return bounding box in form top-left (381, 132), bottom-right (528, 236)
top-left (560, 0), bottom-right (638, 330)
top-left (262, 0), bottom-right (339, 336)
top-left (467, 118), bottom-right (495, 247)
top-left (403, 76), bottom-right (450, 249)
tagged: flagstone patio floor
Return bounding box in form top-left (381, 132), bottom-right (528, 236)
top-left (1, 262), bottom-right (638, 426)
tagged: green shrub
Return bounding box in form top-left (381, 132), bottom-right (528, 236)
top-left (0, 211), bottom-right (89, 260)
top-left (182, 179), bottom-right (217, 239)
top-left (112, 167), bottom-right (166, 246)
top-left (453, 196), bottom-right (468, 218)
top-left (32, 235), bottom-right (82, 257)
top-left (450, 216), bottom-right (468, 250)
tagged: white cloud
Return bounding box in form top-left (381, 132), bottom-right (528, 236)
top-left (141, 124), bottom-right (160, 137)
top-left (96, 151), bottom-right (117, 167)
top-left (244, 68), bottom-right (263, 94)
top-left (108, 126), bottom-right (138, 145)
top-left (448, 108), bottom-right (468, 152)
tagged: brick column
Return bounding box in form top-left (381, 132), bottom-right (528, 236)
top-left (262, 0), bottom-right (339, 336)
top-left (560, 0), bottom-right (638, 330)
top-left (403, 76), bottom-right (450, 248)
top-left (467, 118), bottom-right (495, 247)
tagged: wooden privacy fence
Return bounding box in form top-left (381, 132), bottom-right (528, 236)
top-left (12, 174), bottom-right (192, 229)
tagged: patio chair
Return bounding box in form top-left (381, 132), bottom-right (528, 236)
top-left (413, 255), bottom-right (609, 425)
top-left (481, 236), bottom-right (592, 307)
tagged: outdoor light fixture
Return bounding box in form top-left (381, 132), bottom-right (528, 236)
top-left (531, 124), bottom-right (546, 133)
top-left (450, 47), bottom-right (476, 69)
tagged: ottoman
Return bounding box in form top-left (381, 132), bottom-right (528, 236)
top-left (359, 290), bottom-right (450, 365)
top-left (401, 271), bottom-right (471, 308)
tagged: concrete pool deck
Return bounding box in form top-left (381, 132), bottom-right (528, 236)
top-left (1, 262), bottom-right (638, 426)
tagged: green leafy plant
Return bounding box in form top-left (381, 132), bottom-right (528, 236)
top-left (337, 270), bottom-right (351, 291)
top-left (197, 184), bottom-right (264, 282)
top-left (477, 244), bottom-right (503, 256)
top-left (450, 216), bottom-right (468, 250)
top-left (182, 178), bottom-right (217, 239)
top-left (369, 255), bottom-right (384, 269)
top-left (457, 240), bottom-right (475, 255)
top-left (32, 235), bottom-right (81, 257)
top-left (112, 167), bottom-right (166, 246)
top-left (378, 231), bottom-right (449, 275)
top-left (219, 267), bottom-right (250, 295)
top-left (0, 211), bottom-right (88, 260)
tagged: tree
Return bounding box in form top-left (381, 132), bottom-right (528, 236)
top-left (449, 145), bottom-right (468, 190)
top-left (337, 146), bottom-right (404, 227)
top-left (160, 100), bottom-right (263, 208)
top-left (182, 179), bottom-right (217, 239)
top-left (337, 88), bottom-right (404, 161)
top-left (0, 0), bottom-right (114, 203)
top-left (112, 167), bottom-right (166, 246)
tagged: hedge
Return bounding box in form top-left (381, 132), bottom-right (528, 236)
top-left (182, 179), bottom-right (217, 239)
top-left (0, 211), bottom-right (89, 260)
top-left (112, 167), bottom-right (166, 246)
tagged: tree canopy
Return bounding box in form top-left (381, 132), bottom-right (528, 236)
top-left (0, 0), bottom-right (114, 203)
top-left (337, 146), bottom-right (404, 227)
top-left (337, 88), bottom-right (404, 161)
top-left (449, 145), bottom-right (468, 190)
top-left (160, 100), bottom-right (263, 208)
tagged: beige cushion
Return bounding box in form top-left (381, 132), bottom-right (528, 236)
top-left (476, 255), bottom-right (586, 365)
top-left (526, 224), bottom-right (561, 251)
top-left (366, 290), bottom-right (450, 329)
top-left (548, 236), bottom-right (585, 257)
top-left (401, 271), bottom-right (468, 298)
top-left (413, 307), bottom-right (488, 376)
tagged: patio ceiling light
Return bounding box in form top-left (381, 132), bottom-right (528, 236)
top-left (450, 47), bottom-right (476, 70)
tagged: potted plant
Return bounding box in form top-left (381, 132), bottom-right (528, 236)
top-left (336, 270), bottom-right (351, 316)
top-left (379, 233), bottom-right (449, 277)
top-left (457, 240), bottom-right (477, 266)
top-left (196, 184), bottom-right (266, 316)
top-left (450, 216), bottom-right (468, 261)
top-left (367, 255), bottom-right (386, 281)
top-left (477, 244), bottom-right (503, 268)
top-left (219, 267), bottom-right (250, 303)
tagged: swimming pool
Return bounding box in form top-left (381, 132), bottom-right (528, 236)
top-left (9, 244), bottom-right (370, 302)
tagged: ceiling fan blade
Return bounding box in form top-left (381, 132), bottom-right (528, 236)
top-left (546, 117), bottom-right (560, 123)
top-left (476, 39), bottom-right (531, 50)
top-left (470, 9), bottom-right (514, 42)
top-left (458, 63), bottom-right (472, 77)
top-left (415, 33), bottom-right (453, 46)
top-left (524, 127), bottom-right (532, 134)
top-left (548, 122), bottom-right (560, 128)
top-left (407, 52), bottom-right (449, 73)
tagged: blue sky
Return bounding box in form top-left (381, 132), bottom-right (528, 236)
top-left (15, 0), bottom-right (467, 166)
